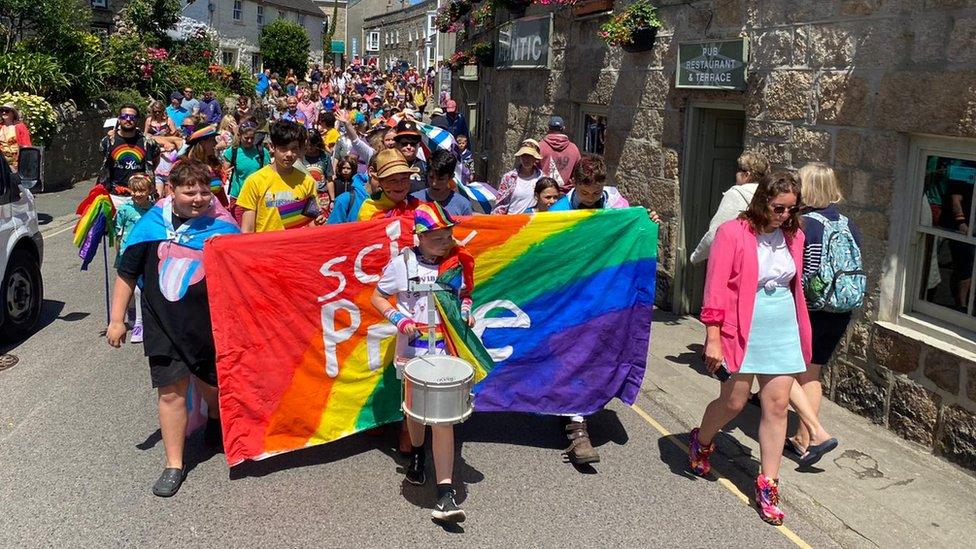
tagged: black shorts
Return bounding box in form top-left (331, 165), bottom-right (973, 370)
top-left (148, 355), bottom-right (218, 389)
top-left (808, 310), bottom-right (853, 365)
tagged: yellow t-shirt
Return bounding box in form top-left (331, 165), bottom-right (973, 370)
top-left (236, 164), bottom-right (317, 232)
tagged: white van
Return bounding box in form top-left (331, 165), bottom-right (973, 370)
top-left (0, 148), bottom-right (44, 341)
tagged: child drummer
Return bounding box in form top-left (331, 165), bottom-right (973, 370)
top-left (370, 201), bottom-right (475, 523)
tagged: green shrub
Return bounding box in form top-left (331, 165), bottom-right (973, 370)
top-left (104, 88), bottom-right (150, 116)
top-left (260, 20), bottom-right (311, 78)
top-left (170, 28), bottom-right (218, 70)
top-left (0, 92), bottom-right (58, 146)
top-left (0, 52), bottom-right (70, 99)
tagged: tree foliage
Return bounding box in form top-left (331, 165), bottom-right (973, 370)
top-left (0, 0), bottom-right (90, 53)
top-left (118, 0), bottom-right (182, 40)
top-left (260, 19), bottom-right (310, 77)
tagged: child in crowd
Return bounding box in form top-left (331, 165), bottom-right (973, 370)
top-left (549, 154), bottom-right (629, 212)
top-left (370, 202), bottom-right (477, 523)
top-left (411, 149), bottom-right (473, 217)
top-left (114, 173), bottom-right (155, 343)
top-left (304, 129), bottom-right (334, 215)
top-left (456, 134), bottom-right (473, 180)
top-left (333, 156), bottom-right (358, 198)
top-left (237, 120), bottom-right (323, 233)
top-left (527, 177), bottom-right (560, 213)
top-left (106, 159), bottom-right (240, 498)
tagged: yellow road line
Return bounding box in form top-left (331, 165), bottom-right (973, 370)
top-left (42, 223), bottom-right (77, 239)
top-left (629, 402), bottom-right (813, 549)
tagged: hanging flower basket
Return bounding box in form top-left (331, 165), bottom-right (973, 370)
top-left (472, 41), bottom-right (495, 66)
top-left (621, 26), bottom-right (657, 52)
top-left (598, 0), bottom-right (661, 50)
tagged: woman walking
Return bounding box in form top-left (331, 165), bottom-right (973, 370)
top-left (689, 172), bottom-right (811, 526)
top-left (144, 100), bottom-right (178, 137)
top-left (0, 103), bottom-right (32, 171)
top-left (492, 141), bottom-right (543, 215)
top-left (787, 162), bottom-right (862, 459)
top-left (690, 152), bottom-right (769, 264)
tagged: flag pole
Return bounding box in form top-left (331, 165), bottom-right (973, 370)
top-left (102, 235), bottom-right (110, 326)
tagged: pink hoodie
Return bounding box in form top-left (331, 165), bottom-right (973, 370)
top-left (539, 132), bottom-right (581, 191)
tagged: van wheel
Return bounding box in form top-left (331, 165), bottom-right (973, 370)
top-left (1, 249), bottom-right (43, 342)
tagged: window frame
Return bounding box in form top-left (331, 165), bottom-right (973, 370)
top-left (366, 30), bottom-right (380, 52)
top-left (221, 50), bottom-right (234, 66)
top-left (298, 13), bottom-right (306, 27)
top-left (894, 135), bottom-right (976, 351)
top-left (577, 103), bottom-right (609, 156)
top-left (91, 0), bottom-right (107, 8)
top-left (256, 4), bottom-right (264, 24)
top-left (233, 0), bottom-right (243, 20)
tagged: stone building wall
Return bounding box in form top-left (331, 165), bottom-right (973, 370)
top-left (364, 0), bottom-right (435, 68)
top-left (43, 101), bottom-right (112, 191)
top-left (467, 0), bottom-right (976, 471)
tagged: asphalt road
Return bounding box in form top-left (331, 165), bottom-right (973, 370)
top-left (0, 183), bottom-right (840, 547)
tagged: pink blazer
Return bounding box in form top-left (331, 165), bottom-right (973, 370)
top-left (700, 219), bottom-right (812, 373)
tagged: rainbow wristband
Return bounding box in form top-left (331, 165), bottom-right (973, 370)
top-left (385, 309), bottom-right (415, 334)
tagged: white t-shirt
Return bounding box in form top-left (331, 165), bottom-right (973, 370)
top-left (508, 171), bottom-right (542, 214)
top-left (756, 228), bottom-right (795, 291)
top-left (378, 252), bottom-right (451, 359)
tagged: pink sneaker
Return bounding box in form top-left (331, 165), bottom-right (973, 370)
top-left (755, 474), bottom-right (785, 525)
top-left (130, 322), bottom-right (144, 344)
top-left (689, 427), bottom-right (715, 476)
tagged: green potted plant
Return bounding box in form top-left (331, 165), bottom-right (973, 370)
top-left (598, 0), bottom-right (661, 52)
top-left (471, 41), bottom-right (495, 66)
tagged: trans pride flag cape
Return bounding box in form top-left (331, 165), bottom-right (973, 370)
top-left (73, 186), bottom-right (116, 270)
top-left (124, 196), bottom-right (239, 301)
top-left (205, 208), bottom-right (657, 465)
top-left (416, 121), bottom-right (497, 213)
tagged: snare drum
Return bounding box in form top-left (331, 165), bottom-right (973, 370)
top-left (402, 355), bottom-right (475, 426)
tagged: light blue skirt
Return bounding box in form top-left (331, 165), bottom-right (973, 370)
top-left (738, 287), bottom-right (806, 375)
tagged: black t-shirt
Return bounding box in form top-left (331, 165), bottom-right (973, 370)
top-left (100, 132), bottom-right (160, 189)
top-left (118, 214), bottom-right (215, 364)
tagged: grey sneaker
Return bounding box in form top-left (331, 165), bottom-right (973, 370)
top-left (431, 490), bottom-right (465, 523)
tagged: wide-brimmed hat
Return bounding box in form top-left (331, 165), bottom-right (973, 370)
top-left (186, 125), bottom-right (218, 145)
top-left (0, 103), bottom-right (20, 121)
top-left (414, 201), bottom-right (458, 234)
top-left (395, 119), bottom-right (422, 141)
top-left (515, 140), bottom-right (542, 160)
top-left (375, 149), bottom-right (419, 179)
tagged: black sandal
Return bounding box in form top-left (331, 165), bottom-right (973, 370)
top-left (799, 438), bottom-right (838, 467)
top-left (152, 467), bottom-right (185, 497)
top-left (784, 437), bottom-right (806, 457)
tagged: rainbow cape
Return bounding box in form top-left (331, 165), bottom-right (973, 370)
top-left (205, 208), bottom-right (656, 465)
top-left (73, 186), bottom-right (116, 270)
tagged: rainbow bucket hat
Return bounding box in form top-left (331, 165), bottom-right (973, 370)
top-left (413, 201), bottom-right (458, 234)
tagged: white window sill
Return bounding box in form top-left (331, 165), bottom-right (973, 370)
top-left (879, 318), bottom-right (976, 360)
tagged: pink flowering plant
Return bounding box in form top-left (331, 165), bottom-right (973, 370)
top-left (598, 0), bottom-right (661, 47)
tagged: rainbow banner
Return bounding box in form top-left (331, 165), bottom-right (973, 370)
top-left (205, 208), bottom-right (657, 466)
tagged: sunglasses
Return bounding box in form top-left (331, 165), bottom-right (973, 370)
top-left (119, 114), bottom-right (137, 121)
top-left (770, 204), bottom-right (800, 215)
top-left (397, 139), bottom-right (420, 147)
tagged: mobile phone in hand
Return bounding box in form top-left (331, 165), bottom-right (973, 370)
top-left (714, 362), bottom-right (731, 382)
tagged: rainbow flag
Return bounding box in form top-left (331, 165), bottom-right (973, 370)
top-left (205, 208), bottom-right (656, 465)
top-left (277, 198), bottom-right (313, 230)
top-left (73, 186), bottom-right (116, 270)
